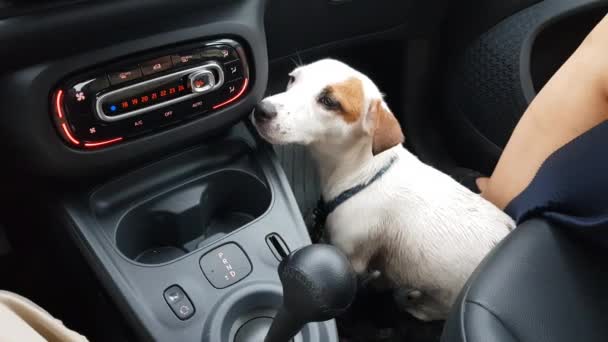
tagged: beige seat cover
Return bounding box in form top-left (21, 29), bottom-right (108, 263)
top-left (0, 291), bottom-right (88, 342)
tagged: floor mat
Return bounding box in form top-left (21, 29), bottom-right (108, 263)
top-left (338, 289), bottom-right (444, 342)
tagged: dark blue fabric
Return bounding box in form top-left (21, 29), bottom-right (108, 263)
top-left (505, 120), bottom-right (608, 246)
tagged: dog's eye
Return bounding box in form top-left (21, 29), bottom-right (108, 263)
top-left (318, 95), bottom-right (339, 110)
top-left (287, 75), bottom-right (295, 88)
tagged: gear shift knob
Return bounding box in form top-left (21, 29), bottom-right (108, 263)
top-left (265, 244), bottom-right (357, 342)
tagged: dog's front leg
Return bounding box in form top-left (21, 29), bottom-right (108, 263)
top-left (350, 256), bottom-right (369, 274)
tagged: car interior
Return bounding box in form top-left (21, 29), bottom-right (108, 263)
top-left (1, 0), bottom-right (608, 341)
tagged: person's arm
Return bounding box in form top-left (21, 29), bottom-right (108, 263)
top-left (481, 15), bottom-right (608, 209)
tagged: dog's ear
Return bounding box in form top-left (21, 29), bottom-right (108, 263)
top-left (365, 99), bottom-right (404, 155)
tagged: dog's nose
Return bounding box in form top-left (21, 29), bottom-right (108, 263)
top-left (254, 101), bottom-right (277, 122)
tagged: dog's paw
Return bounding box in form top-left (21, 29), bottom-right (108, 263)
top-left (393, 287), bottom-right (423, 311)
top-left (357, 269), bottom-right (382, 289)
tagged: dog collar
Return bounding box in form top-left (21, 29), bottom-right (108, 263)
top-left (310, 155), bottom-right (399, 241)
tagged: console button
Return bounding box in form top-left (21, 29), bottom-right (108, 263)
top-left (108, 67), bottom-right (142, 86)
top-left (125, 115), bottom-right (154, 136)
top-left (63, 76), bottom-right (109, 119)
top-left (171, 52), bottom-right (202, 68)
top-left (146, 106), bottom-right (182, 128)
top-left (72, 75), bottom-right (110, 95)
top-left (189, 70), bottom-right (216, 94)
top-left (223, 60), bottom-right (243, 83)
top-left (210, 78), bottom-right (246, 109)
top-left (173, 95), bottom-right (212, 119)
top-left (141, 56), bottom-right (173, 76)
top-left (200, 45), bottom-right (239, 62)
top-left (164, 285), bottom-right (195, 320)
top-left (200, 243), bottom-right (252, 289)
top-left (64, 113), bottom-right (124, 142)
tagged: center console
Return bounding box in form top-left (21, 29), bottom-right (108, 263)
top-left (61, 123), bottom-right (342, 341)
top-left (30, 2), bottom-right (349, 337)
top-left (41, 9), bottom-right (347, 339)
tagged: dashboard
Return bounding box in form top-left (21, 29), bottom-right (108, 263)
top-left (53, 39), bottom-right (250, 149)
top-left (0, 0), bottom-right (443, 181)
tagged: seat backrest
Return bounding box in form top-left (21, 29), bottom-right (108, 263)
top-left (442, 219), bottom-right (608, 342)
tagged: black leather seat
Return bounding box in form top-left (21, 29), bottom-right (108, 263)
top-left (442, 219), bottom-right (608, 342)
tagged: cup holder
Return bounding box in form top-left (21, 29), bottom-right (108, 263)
top-left (115, 170), bottom-right (271, 264)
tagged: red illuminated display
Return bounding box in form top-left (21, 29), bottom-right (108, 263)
top-left (53, 77), bottom-right (249, 150)
top-left (113, 82), bottom-right (188, 113)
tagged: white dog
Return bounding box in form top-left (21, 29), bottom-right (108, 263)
top-left (253, 59), bottom-right (514, 321)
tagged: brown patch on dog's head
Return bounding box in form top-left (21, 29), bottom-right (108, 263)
top-left (325, 77), bottom-right (365, 123)
top-left (368, 99), bottom-right (404, 155)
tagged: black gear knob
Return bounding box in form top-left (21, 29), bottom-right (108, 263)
top-left (265, 244), bottom-right (357, 342)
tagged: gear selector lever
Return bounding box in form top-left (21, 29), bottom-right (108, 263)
top-left (264, 244), bottom-right (357, 342)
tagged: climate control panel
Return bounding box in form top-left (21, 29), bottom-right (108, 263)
top-left (52, 39), bottom-right (250, 149)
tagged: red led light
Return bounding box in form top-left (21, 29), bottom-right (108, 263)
top-left (169, 87), bottom-right (176, 95)
top-left (121, 101), bottom-right (129, 109)
top-left (141, 95), bottom-right (149, 103)
top-left (151, 93), bottom-right (158, 100)
top-left (61, 123), bottom-right (80, 145)
top-left (55, 90), bottom-right (65, 119)
top-left (212, 78), bottom-right (249, 110)
top-left (54, 89), bottom-right (123, 149)
top-left (160, 90), bottom-right (167, 97)
top-left (84, 137), bottom-right (123, 148)
top-left (178, 85), bottom-right (185, 92)
top-left (131, 98), bottom-right (139, 105)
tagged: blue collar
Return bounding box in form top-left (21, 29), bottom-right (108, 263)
top-left (310, 156), bottom-right (398, 240)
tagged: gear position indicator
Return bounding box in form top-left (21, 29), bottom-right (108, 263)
top-left (200, 243), bottom-right (252, 289)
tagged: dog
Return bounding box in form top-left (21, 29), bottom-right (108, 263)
top-left (252, 59), bottom-right (515, 321)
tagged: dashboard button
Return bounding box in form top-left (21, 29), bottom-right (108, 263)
top-left (215, 79), bottom-right (242, 100)
top-left (189, 70), bottom-right (216, 94)
top-left (164, 286), bottom-right (195, 320)
top-left (171, 52), bottom-right (202, 67)
top-left (108, 67), bottom-right (142, 86)
top-left (141, 56), bottom-right (173, 76)
top-left (223, 61), bottom-right (243, 82)
top-left (148, 106), bottom-right (182, 127)
top-left (64, 76), bottom-right (109, 118)
top-left (200, 45), bottom-right (239, 62)
top-left (72, 75), bottom-right (110, 95)
top-left (174, 95), bottom-right (212, 119)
